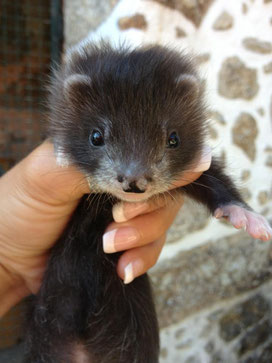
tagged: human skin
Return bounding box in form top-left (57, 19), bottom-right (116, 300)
top-left (0, 141), bottom-right (210, 317)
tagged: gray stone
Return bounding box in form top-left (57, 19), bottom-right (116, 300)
top-left (220, 316), bottom-right (242, 342)
top-left (205, 341), bottom-right (214, 353)
top-left (263, 61), bottom-right (272, 73)
top-left (118, 13), bottom-right (147, 30)
top-left (242, 3), bottom-right (248, 14)
top-left (166, 199), bottom-right (209, 244)
top-left (213, 11), bottom-right (233, 31)
top-left (64, 0), bottom-right (119, 48)
top-left (151, 233), bottom-right (272, 328)
top-left (270, 95), bottom-right (272, 124)
top-left (211, 352), bottom-right (224, 363)
top-left (266, 155), bottom-right (272, 167)
top-left (232, 113), bottom-right (258, 161)
top-left (240, 187), bottom-right (252, 201)
top-left (242, 355), bottom-right (259, 363)
top-left (220, 150), bottom-right (226, 165)
top-left (241, 170), bottom-right (251, 181)
top-left (219, 295), bottom-right (270, 342)
top-left (159, 282), bottom-right (272, 363)
top-left (175, 26), bottom-right (187, 38)
top-left (243, 37), bottom-right (272, 54)
top-left (208, 125), bottom-right (218, 139)
top-left (152, 0), bottom-right (214, 27)
top-left (241, 343), bottom-right (272, 363)
top-left (218, 57), bottom-right (259, 100)
top-left (208, 110), bottom-right (226, 125)
top-left (238, 320), bottom-right (271, 356)
top-left (175, 340), bottom-right (192, 349)
top-left (258, 191), bottom-right (269, 205)
top-left (195, 53), bottom-right (210, 64)
top-left (258, 344), bottom-right (272, 362)
top-left (257, 107), bottom-right (265, 116)
top-left (261, 207), bottom-right (270, 216)
top-left (185, 356), bottom-right (200, 363)
top-left (175, 328), bottom-right (185, 339)
top-left (160, 347), bottom-right (168, 358)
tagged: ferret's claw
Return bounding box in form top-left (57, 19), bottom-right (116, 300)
top-left (214, 205), bottom-right (272, 241)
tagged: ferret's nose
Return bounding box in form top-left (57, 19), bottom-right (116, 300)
top-left (117, 175), bottom-right (149, 193)
top-left (124, 181), bottom-right (145, 194)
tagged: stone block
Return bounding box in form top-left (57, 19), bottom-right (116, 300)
top-left (232, 113), bottom-right (258, 161)
top-left (219, 295), bottom-right (270, 342)
top-left (152, 0), bottom-right (214, 27)
top-left (151, 233), bottom-right (272, 328)
top-left (213, 11), bottom-right (233, 31)
top-left (218, 57), bottom-right (259, 100)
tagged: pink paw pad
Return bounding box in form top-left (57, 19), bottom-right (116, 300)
top-left (214, 205), bottom-right (272, 241)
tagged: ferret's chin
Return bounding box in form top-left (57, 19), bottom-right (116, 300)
top-left (115, 191), bottom-right (152, 203)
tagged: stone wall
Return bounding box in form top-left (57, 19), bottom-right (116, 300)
top-left (64, 0), bottom-right (272, 361)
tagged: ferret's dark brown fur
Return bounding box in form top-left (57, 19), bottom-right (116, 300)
top-left (23, 42), bottom-right (272, 363)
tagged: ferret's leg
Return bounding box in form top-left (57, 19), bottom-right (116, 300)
top-left (182, 158), bottom-right (272, 241)
top-left (214, 204), bottom-right (272, 240)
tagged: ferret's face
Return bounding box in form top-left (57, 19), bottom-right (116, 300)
top-left (49, 46), bottom-right (205, 202)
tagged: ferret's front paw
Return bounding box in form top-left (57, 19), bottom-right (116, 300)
top-left (214, 204), bottom-right (272, 241)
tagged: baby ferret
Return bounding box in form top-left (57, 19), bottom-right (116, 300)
top-left (23, 42), bottom-right (272, 363)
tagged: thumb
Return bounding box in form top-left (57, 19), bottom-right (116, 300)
top-left (17, 141), bottom-right (90, 206)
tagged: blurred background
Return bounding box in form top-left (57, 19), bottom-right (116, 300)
top-left (0, 0), bottom-right (272, 362)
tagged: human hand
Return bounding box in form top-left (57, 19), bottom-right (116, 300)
top-left (103, 146), bottom-right (212, 284)
top-left (0, 141), bottom-right (90, 316)
top-left (0, 141), bottom-right (211, 316)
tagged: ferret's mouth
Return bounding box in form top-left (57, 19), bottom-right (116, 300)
top-left (106, 189), bottom-right (152, 202)
top-left (86, 176), bottom-right (160, 202)
top-left (115, 190), bottom-right (152, 203)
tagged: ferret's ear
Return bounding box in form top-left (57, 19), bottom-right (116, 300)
top-left (175, 74), bottom-right (200, 101)
top-left (63, 74), bottom-right (92, 104)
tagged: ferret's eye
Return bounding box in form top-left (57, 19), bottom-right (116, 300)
top-left (167, 132), bottom-right (180, 148)
top-left (90, 130), bottom-right (104, 146)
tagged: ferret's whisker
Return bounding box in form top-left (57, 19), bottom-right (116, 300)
top-left (176, 177), bottom-right (215, 192)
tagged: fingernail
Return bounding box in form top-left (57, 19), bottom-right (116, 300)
top-left (112, 203), bottom-right (126, 222)
top-left (123, 259), bottom-right (144, 284)
top-left (124, 263), bottom-right (134, 284)
top-left (214, 208), bottom-right (223, 218)
top-left (103, 227), bottom-right (140, 253)
top-left (191, 145), bottom-right (212, 172)
top-left (113, 202), bottom-right (149, 222)
top-left (265, 231), bottom-right (272, 240)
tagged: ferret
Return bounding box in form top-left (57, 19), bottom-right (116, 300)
top-left (23, 42), bottom-right (272, 363)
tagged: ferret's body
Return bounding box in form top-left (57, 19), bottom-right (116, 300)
top-left (24, 43), bottom-right (272, 363)
top-left (24, 195), bottom-right (159, 363)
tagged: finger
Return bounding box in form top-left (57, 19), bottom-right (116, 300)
top-left (103, 195), bottom-right (183, 253)
top-left (21, 141), bottom-right (90, 205)
top-left (171, 145), bottom-right (212, 188)
top-left (170, 170), bottom-right (203, 188)
top-left (117, 235), bottom-right (166, 283)
top-left (189, 145), bottom-right (212, 172)
top-left (112, 191), bottom-right (183, 222)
